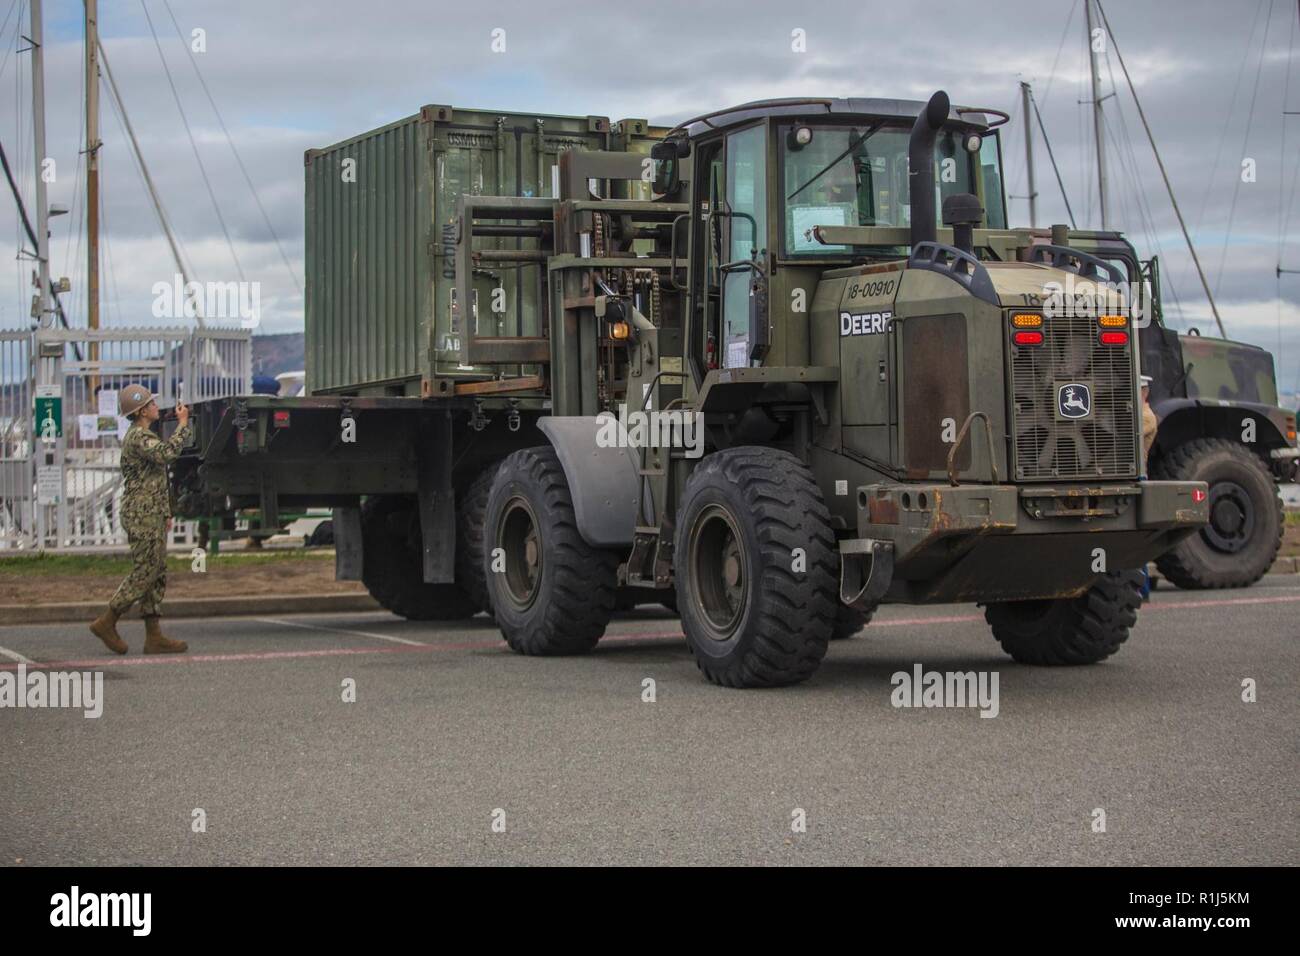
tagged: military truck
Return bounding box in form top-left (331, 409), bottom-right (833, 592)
top-left (1032, 235), bottom-right (1298, 589)
top-left (172, 92), bottom-right (1211, 688)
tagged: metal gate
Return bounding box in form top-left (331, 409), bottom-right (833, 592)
top-left (0, 331), bottom-right (34, 550)
top-left (0, 326), bottom-right (251, 552)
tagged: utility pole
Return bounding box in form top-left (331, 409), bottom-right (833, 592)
top-left (28, 0), bottom-right (66, 547)
top-left (1084, 0), bottom-right (1110, 229)
top-left (1020, 81), bottom-right (1038, 227)
top-left (85, 0), bottom-right (100, 333)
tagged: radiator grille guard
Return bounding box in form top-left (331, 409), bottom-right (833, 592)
top-left (1010, 314), bottom-right (1138, 481)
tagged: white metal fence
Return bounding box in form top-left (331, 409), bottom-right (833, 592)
top-left (0, 326), bottom-right (251, 552)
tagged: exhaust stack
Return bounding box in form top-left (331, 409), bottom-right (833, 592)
top-left (908, 90), bottom-right (950, 250)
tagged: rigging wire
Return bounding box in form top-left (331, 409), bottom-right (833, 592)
top-left (1101, 35), bottom-right (1184, 324)
top-left (1102, 106), bottom-right (1185, 324)
top-left (1037, 0), bottom-right (1080, 112)
top-left (100, 155), bottom-right (123, 328)
top-left (1278, 2), bottom-right (1298, 268)
top-left (0, 0), bottom-right (21, 84)
top-left (101, 57), bottom-right (197, 283)
top-left (1028, 89), bottom-right (1077, 228)
top-left (1004, 91), bottom-right (1025, 213)
top-left (1095, 0), bottom-right (1226, 335)
top-left (62, 29), bottom-right (87, 322)
top-left (1212, 0), bottom-right (1275, 297)
top-left (1280, 1), bottom-right (1299, 392)
top-left (1186, 0), bottom-right (1265, 296)
top-left (160, 0), bottom-right (301, 295)
top-left (138, 0), bottom-right (245, 283)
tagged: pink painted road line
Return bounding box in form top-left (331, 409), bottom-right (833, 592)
top-left (1142, 593), bottom-right (1300, 613)
top-left (2, 592), bottom-right (1296, 672)
top-left (0, 632), bottom-right (685, 672)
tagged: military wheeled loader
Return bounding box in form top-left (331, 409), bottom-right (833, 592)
top-left (174, 92), bottom-right (1211, 687)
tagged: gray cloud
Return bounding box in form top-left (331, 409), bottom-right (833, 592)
top-left (1, 0), bottom-right (1297, 390)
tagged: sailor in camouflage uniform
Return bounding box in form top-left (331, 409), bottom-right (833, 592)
top-left (89, 384), bottom-right (193, 654)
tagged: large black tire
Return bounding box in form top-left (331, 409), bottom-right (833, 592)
top-left (830, 604), bottom-right (875, 640)
top-left (456, 463), bottom-right (500, 616)
top-left (361, 496), bottom-right (481, 621)
top-left (984, 569), bottom-right (1143, 665)
top-left (484, 447), bottom-right (618, 655)
top-left (1152, 438), bottom-right (1282, 589)
top-left (674, 447), bottom-right (837, 687)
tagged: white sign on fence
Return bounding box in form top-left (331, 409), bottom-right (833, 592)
top-left (97, 389), bottom-right (118, 417)
top-left (36, 465), bottom-right (62, 505)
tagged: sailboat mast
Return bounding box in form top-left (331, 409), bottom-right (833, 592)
top-left (86, 0), bottom-right (101, 332)
top-left (1021, 81), bottom-right (1038, 227)
top-left (1085, 0), bottom-right (1110, 229)
top-left (29, 0), bottom-right (51, 325)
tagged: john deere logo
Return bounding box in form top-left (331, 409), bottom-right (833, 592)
top-left (1058, 383), bottom-right (1091, 419)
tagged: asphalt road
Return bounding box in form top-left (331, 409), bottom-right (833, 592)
top-left (1, 579), bottom-right (1296, 866)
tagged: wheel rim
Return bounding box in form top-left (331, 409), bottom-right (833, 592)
top-left (688, 504), bottom-right (747, 640)
top-left (1202, 480), bottom-right (1255, 554)
top-left (498, 495), bottom-right (542, 610)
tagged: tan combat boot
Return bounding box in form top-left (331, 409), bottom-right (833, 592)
top-left (89, 607), bottom-right (128, 655)
top-left (142, 616), bottom-right (188, 654)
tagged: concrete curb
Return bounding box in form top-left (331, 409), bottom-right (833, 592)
top-left (0, 592), bottom-right (380, 626)
top-left (3, 564), bottom-right (1298, 627)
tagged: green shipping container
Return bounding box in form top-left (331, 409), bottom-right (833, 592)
top-left (304, 105), bottom-right (662, 396)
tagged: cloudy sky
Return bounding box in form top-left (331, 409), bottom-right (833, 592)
top-left (2, 0), bottom-right (1298, 392)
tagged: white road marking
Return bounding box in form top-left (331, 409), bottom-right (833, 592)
top-left (255, 617), bottom-right (428, 647)
top-left (0, 643), bottom-right (36, 665)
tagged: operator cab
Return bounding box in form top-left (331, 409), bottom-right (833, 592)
top-left (651, 97), bottom-right (1009, 382)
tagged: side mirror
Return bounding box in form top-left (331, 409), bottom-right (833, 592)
top-left (652, 137), bottom-right (689, 197)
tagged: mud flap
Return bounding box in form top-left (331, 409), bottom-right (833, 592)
top-left (839, 538), bottom-right (894, 611)
top-left (333, 506), bottom-right (363, 581)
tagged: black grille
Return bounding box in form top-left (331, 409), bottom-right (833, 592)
top-left (1010, 315), bottom-right (1138, 481)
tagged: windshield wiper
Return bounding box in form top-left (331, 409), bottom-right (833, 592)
top-left (787, 120), bottom-right (888, 201)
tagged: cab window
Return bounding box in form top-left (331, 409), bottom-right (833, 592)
top-left (778, 123), bottom-right (1001, 256)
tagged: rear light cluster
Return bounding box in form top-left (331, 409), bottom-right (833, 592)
top-left (1009, 313), bottom-right (1130, 346)
top-left (1098, 314), bottom-right (1128, 346)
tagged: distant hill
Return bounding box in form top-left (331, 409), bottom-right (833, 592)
top-left (252, 332), bottom-right (304, 378)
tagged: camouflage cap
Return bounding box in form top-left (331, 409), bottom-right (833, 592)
top-left (118, 384), bottom-right (155, 417)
